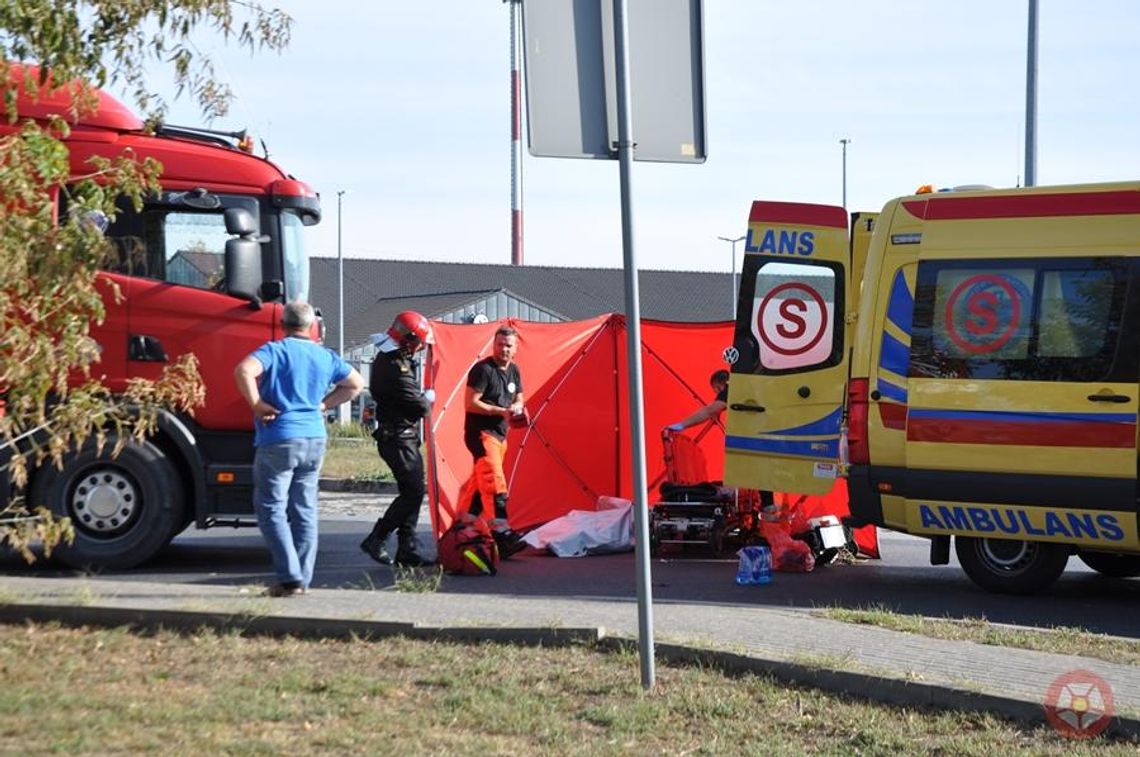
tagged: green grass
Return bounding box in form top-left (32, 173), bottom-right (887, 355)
top-left (319, 436), bottom-right (391, 482)
top-left (326, 421), bottom-right (374, 441)
top-left (818, 604), bottom-right (1140, 666)
top-left (0, 623), bottom-right (1135, 754)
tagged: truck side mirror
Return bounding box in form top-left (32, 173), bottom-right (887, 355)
top-left (225, 238), bottom-right (262, 305)
top-left (222, 207), bottom-right (268, 306)
top-left (224, 207), bottom-right (257, 236)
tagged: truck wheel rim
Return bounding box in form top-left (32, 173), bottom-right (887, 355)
top-left (979, 539), bottom-right (1034, 574)
top-left (70, 467), bottom-right (140, 537)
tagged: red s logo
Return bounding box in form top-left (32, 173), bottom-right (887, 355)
top-left (777, 299), bottom-right (808, 339)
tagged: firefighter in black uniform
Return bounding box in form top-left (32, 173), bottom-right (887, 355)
top-left (360, 310), bottom-right (435, 567)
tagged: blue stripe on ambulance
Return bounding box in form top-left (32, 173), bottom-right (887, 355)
top-left (879, 332), bottom-right (910, 377)
top-left (876, 378), bottom-right (908, 404)
top-left (762, 406), bottom-right (843, 437)
top-left (885, 269), bottom-right (913, 332)
top-left (878, 269), bottom-right (913, 403)
top-left (908, 408), bottom-right (1138, 424)
top-left (725, 435), bottom-right (840, 458)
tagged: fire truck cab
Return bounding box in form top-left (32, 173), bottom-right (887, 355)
top-left (3, 75), bottom-right (322, 569)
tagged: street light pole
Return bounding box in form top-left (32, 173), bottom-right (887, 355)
top-left (1024, 0), bottom-right (1038, 186)
top-left (336, 189), bottom-right (348, 425)
top-left (839, 138), bottom-right (851, 209)
top-left (718, 235), bottom-right (745, 318)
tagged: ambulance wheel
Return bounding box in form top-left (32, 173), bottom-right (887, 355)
top-left (1077, 552), bottom-right (1140, 578)
top-left (30, 435), bottom-right (184, 570)
top-left (954, 537), bottom-right (1069, 594)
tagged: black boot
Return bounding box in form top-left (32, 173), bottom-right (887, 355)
top-left (490, 518), bottom-right (526, 559)
top-left (394, 536), bottom-right (435, 567)
top-left (394, 526), bottom-right (433, 567)
top-left (360, 526), bottom-right (392, 565)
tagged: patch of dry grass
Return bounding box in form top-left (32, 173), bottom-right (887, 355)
top-left (1, 623), bottom-right (1135, 754)
top-left (319, 437), bottom-right (391, 482)
top-left (818, 605), bottom-right (1140, 666)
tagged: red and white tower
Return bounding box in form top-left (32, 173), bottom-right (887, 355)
top-left (507, 0), bottom-right (524, 265)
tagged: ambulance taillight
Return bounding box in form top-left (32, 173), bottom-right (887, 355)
top-left (847, 378), bottom-right (870, 465)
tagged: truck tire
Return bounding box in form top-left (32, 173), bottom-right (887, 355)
top-left (1078, 552), bottom-right (1140, 578)
top-left (29, 435), bottom-right (184, 570)
top-left (954, 536), bottom-right (1069, 594)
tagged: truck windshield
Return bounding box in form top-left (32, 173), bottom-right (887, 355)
top-left (281, 210), bottom-right (310, 302)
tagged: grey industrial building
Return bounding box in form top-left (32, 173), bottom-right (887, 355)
top-left (310, 257), bottom-right (735, 364)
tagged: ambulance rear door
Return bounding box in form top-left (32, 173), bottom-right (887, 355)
top-left (724, 201), bottom-right (850, 494)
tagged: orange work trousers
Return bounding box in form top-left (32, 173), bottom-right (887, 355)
top-left (458, 431), bottom-right (508, 524)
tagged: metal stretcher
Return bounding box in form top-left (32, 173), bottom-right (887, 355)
top-left (649, 430), bottom-right (854, 562)
top-left (648, 430), bottom-right (764, 555)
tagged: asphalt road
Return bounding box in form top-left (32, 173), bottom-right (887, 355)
top-left (5, 492), bottom-right (1139, 639)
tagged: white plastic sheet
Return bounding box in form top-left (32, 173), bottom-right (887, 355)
top-left (521, 500), bottom-right (634, 557)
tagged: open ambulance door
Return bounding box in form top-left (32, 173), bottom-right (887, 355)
top-left (724, 201), bottom-right (850, 494)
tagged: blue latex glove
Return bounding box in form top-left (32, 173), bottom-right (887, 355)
top-left (423, 388), bottom-right (436, 404)
top-left (666, 423), bottom-right (684, 432)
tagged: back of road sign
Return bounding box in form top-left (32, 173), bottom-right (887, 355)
top-left (521, 0), bottom-right (706, 164)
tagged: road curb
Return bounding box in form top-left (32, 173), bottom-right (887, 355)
top-left (0, 602), bottom-right (604, 647)
top-left (3, 601), bottom-right (1136, 740)
top-left (319, 478), bottom-right (396, 494)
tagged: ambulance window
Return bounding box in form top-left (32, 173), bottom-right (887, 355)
top-left (910, 258), bottom-right (1129, 382)
top-left (735, 259), bottom-right (842, 373)
top-left (1037, 270), bottom-right (1113, 358)
top-left (929, 268), bottom-right (1034, 361)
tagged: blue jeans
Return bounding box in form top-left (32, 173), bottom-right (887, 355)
top-left (253, 437), bottom-right (326, 588)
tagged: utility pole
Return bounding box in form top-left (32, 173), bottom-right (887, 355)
top-left (1024, 0), bottom-right (1038, 186)
top-left (336, 189), bottom-right (348, 425)
top-left (839, 138), bottom-right (851, 209)
top-left (718, 235), bottom-right (745, 318)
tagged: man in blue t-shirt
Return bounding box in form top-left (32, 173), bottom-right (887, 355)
top-left (234, 301), bottom-right (364, 597)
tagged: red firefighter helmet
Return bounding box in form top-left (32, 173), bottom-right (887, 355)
top-left (388, 310), bottom-right (434, 348)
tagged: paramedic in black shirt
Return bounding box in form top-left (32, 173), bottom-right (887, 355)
top-left (360, 311), bottom-right (436, 567)
top-left (459, 325), bottom-right (527, 557)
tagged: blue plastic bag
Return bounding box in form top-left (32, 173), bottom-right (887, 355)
top-left (735, 545), bottom-right (772, 585)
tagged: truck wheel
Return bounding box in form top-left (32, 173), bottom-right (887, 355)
top-left (1078, 552), bottom-right (1140, 578)
top-left (954, 536), bottom-right (1069, 594)
top-left (29, 435), bottom-right (184, 570)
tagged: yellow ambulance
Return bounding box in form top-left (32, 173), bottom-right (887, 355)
top-left (724, 183), bottom-right (1140, 593)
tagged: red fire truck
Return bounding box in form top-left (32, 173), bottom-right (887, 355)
top-left (1, 76), bottom-right (321, 569)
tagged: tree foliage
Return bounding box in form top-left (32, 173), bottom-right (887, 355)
top-left (0, 0), bottom-right (292, 121)
top-left (0, 1), bottom-right (293, 560)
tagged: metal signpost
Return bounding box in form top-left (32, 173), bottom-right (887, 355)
top-left (520, 0), bottom-right (706, 690)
